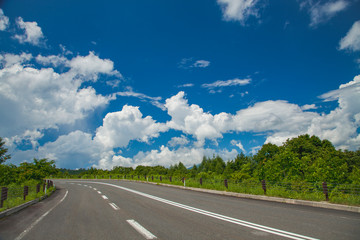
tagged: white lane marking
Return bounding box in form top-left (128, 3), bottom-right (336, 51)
top-left (84, 185), bottom-right (88, 187)
top-left (89, 186), bottom-right (93, 188)
top-left (97, 191), bottom-right (102, 194)
top-left (73, 181), bottom-right (318, 240)
top-left (77, 184), bottom-right (82, 186)
top-left (93, 188), bottom-right (97, 190)
top-left (127, 219), bottom-right (157, 239)
top-left (15, 190), bottom-right (69, 240)
top-left (109, 202), bottom-right (120, 210)
top-left (102, 195), bottom-right (108, 200)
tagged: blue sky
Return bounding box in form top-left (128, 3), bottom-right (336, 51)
top-left (1, 0), bottom-right (360, 169)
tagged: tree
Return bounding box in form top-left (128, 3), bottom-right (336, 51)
top-left (0, 137), bottom-right (11, 164)
top-left (18, 158), bottom-right (58, 182)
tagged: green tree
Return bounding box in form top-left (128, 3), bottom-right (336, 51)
top-left (18, 158), bottom-right (58, 183)
top-left (0, 137), bottom-right (11, 164)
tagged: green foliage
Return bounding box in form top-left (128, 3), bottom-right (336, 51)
top-left (0, 137), bottom-right (11, 164)
top-left (0, 158), bottom-right (58, 185)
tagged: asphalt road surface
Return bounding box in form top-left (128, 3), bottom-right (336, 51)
top-left (1, 179), bottom-right (359, 240)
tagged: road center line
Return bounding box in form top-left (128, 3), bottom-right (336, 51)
top-left (74, 181), bottom-right (319, 240)
top-left (102, 195), bottom-right (108, 200)
top-left (109, 202), bottom-right (120, 210)
top-left (97, 191), bottom-right (102, 194)
top-left (127, 219), bottom-right (157, 239)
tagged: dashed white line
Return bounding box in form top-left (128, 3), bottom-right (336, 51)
top-left (75, 181), bottom-right (318, 240)
top-left (97, 191), bottom-right (102, 194)
top-left (109, 202), bottom-right (120, 210)
top-left (127, 219), bottom-right (157, 239)
top-left (102, 195), bottom-right (108, 200)
top-left (93, 188), bottom-right (97, 190)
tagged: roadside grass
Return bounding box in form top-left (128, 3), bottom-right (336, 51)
top-left (0, 186), bottom-right (55, 212)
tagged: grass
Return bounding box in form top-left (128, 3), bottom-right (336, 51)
top-left (120, 176), bottom-right (360, 206)
top-left (0, 186), bottom-right (55, 212)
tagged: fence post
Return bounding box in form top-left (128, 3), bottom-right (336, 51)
top-left (1, 187), bottom-right (8, 208)
top-left (224, 179), bottom-right (228, 189)
top-left (261, 180), bottom-right (267, 195)
top-left (160, 176), bottom-right (162, 181)
top-left (36, 184), bottom-right (40, 193)
top-left (169, 176), bottom-right (172, 182)
top-left (200, 178), bottom-right (202, 185)
top-left (152, 176), bottom-right (154, 181)
top-left (322, 182), bottom-right (329, 201)
top-left (23, 186), bottom-right (29, 201)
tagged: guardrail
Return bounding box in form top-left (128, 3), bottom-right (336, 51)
top-left (0, 180), bottom-right (54, 210)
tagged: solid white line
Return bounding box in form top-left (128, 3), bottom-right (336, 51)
top-left (102, 195), bottom-right (108, 200)
top-left (15, 190), bottom-right (69, 240)
top-left (127, 219), bottom-right (157, 239)
top-left (72, 181), bottom-right (319, 240)
top-left (109, 202), bottom-right (120, 210)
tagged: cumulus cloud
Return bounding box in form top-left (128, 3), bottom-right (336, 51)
top-left (300, 0), bottom-right (349, 27)
top-left (14, 17), bottom-right (45, 46)
top-left (339, 20), bottom-right (360, 52)
top-left (94, 105), bottom-right (168, 149)
top-left (0, 52), bottom-right (120, 143)
top-left (168, 135), bottom-right (190, 147)
top-left (0, 9), bottom-right (9, 31)
top-left (217, 0), bottom-right (261, 25)
top-left (165, 92), bottom-right (232, 146)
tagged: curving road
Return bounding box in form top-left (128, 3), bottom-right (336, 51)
top-left (1, 180), bottom-right (359, 240)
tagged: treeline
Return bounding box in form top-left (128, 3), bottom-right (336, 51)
top-left (57, 135), bottom-right (360, 185)
top-left (0, 137), bottom-right (58, 185)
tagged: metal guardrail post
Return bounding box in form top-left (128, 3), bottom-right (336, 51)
top-left (322, 182), bottom-right (329, 201)
top-left (262, 180), bottom-right (267, 195)
top-left (23, 186), bottom-right (29, 201)
top-left (1, 187), bottom-right (8, 208)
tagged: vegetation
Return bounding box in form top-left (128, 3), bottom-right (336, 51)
top-left (1, 135), bottom-right (360, 206)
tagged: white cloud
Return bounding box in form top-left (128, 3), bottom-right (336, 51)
top-left (217, 0), bottom-right (261, 25)
top-left (116, 86), bottom-right (165, 110)
top-left (202, 78), bottom-right (251, 90)
top-left (177, 83), bottom-right (194, 88)
top-left (0, 9), bottom-right (9, 31)
top-left (301, 0), bottom-right (349, 27)
top-left (231, 140), bottom-right (246, 153)
top-left (0, 52), bottom-right (119, 142)
top-left (193, 60), bottom-right (210, 68)
top-left (168, 135), bottom-right (190, 147)
top-left (14, 17), bottom-right (45, 46)
top-left (69, 51), bottom-right (121, 81)
top-left (178, 58), bottom-right (211, 69)
top-left (339, 20), bottom-right (360, 52)
top-left (94, 105), bottom-right (168, 149)
top-left (301, 104), bottom-right (318, 110)
top-left (165, 92), bottom-right (231, 145)
top-left (133, 145), bottom-right (237, 168)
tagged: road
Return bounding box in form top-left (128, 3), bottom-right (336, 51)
top-left (1, 179), bottom-right (359, 240)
